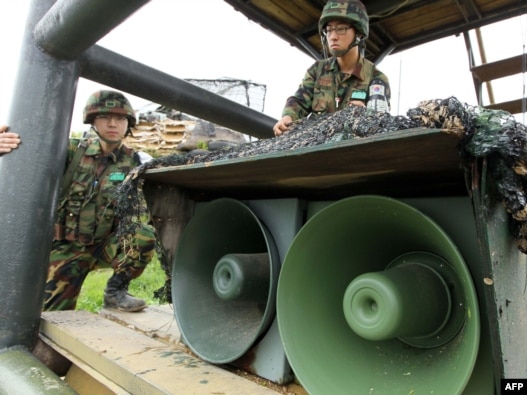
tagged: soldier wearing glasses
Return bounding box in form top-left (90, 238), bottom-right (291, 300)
top-left (273, 0), bottom-right (391, 136)
top-left (2, 90), bottom-right (156, 312)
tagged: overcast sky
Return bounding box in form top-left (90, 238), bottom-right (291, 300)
top-left (1, 0), bottom-right (525, 131)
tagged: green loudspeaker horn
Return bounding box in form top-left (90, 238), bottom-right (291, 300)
top-left (172, 198), bottom-right (280, 364)
top-left (277, 196), bottom-right (480, 395)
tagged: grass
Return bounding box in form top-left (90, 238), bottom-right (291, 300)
top-left (76, 256), bottom-right (167, 313)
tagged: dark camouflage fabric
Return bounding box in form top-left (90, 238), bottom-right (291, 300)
top-left (43, 138), bottom-right (155, 311)
top-left (83, 90), bottom-right (136, 127)
top-left (282, 56), bottom-right (390, 120)
top-left (318, 0), bottom-right (369, 37)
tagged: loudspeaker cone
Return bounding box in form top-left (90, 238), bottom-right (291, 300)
top-left (277, 195), bottom-right (480, 394)
top-left (173, 198), bottom-right (280, 364)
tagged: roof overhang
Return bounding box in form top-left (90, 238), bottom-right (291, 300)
top-left (223, 0), bottom-right (527, 64)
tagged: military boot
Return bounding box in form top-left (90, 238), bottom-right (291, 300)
top-left (104, 272), bottom-right (147, 312)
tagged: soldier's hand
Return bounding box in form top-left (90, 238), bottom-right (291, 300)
top-left (348, 100), bottom-right (366, 107)
top-left (0, 125), bottom-right (21, 154)
top-left (273, 116), bottom-right (293, 137)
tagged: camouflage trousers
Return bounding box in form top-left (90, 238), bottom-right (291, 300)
top-left (43, 223), bottom-right (156, 311)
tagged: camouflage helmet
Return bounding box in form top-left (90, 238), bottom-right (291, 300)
top-left (318, 0), bottom-right (369, 38)
top-left (83, 90), bottom-right (136, 127)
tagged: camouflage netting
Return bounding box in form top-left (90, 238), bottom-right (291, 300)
top-left (115, 97), bottom-right (527, 300)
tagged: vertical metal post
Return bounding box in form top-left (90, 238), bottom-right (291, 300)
top-left (0, 0), bottom-right (79, 350)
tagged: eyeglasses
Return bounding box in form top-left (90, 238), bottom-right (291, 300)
top-left (322, 26), bottom-right (353, 36)
top-left (95, 115), bottom-right (128, 123)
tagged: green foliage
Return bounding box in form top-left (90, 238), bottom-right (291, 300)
top-left (70, 131), bottom-right (84, 139)
top-left (196, 140), bottom-right (209, 150)
top-left (76, 269), bottom-right (109, 312)
top-left (144, 148), bottom-right (162, 158)
top-left (77, 256), bottom-right (167, 313)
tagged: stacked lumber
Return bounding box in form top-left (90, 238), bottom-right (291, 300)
top-left (125, 119), bottom-right (195, 156)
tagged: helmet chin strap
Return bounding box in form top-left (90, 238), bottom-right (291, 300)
top-left (90, 125), bottom-right (123, 145)
top-left (329, 36), bottom-right (363, 57)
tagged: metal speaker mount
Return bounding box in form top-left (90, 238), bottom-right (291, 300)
top-left (277, 195), bottom-right (480, 395)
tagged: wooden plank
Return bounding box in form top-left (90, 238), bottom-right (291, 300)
top-left (471, 162), bottom-right (527, 380)
top-left (40, 310), bottom-right (281, 395)
top-left (65, 363), bottom-right (128, 395)
top-left (99, 306), bottom-right (306, 394)
top-left (99, 305), bottom-right (182, 345)
top-left (471, 54), bottom-right (527, 82)
top-left (486, 98), bottom-right (526, 115)
top-left (142, 128), bottom-right (465, 200)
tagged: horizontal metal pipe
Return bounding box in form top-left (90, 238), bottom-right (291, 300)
top-left (34, 0), bottom-right (151, 59)
top-left (0, 348), bottom-right (76, 394)
top-left (79, 45), bottom-right (276, 139)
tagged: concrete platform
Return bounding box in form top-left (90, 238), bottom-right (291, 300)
top-left (40, 305), bottom-right (305, 395)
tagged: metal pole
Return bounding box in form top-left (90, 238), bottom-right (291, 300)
top-left (79, 45), bottom-right (277, 139)
top-left (0, 0), bottom-right (79, 350)
top-left (0, 0), bottom-right (154, 351)
top-left (34, 0), bottom-right (151, 59)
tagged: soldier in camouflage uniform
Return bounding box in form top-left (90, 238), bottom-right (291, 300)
top-left (1, 92), bottom-right (154, 311)
top-left (44, 90), bottom-right (156, 312)
top-left (273, 0), bottom-right (391, 136)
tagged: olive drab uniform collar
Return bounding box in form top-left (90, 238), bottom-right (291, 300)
top-left (85, 139), bottom-right (128, 163)
top-left (325, 55), bottom-right (369, 82)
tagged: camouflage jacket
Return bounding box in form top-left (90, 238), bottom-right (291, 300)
top-left (282, 56), bottom-right (391, 120)
top-left (54, 138), bottom-right (141, 245)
